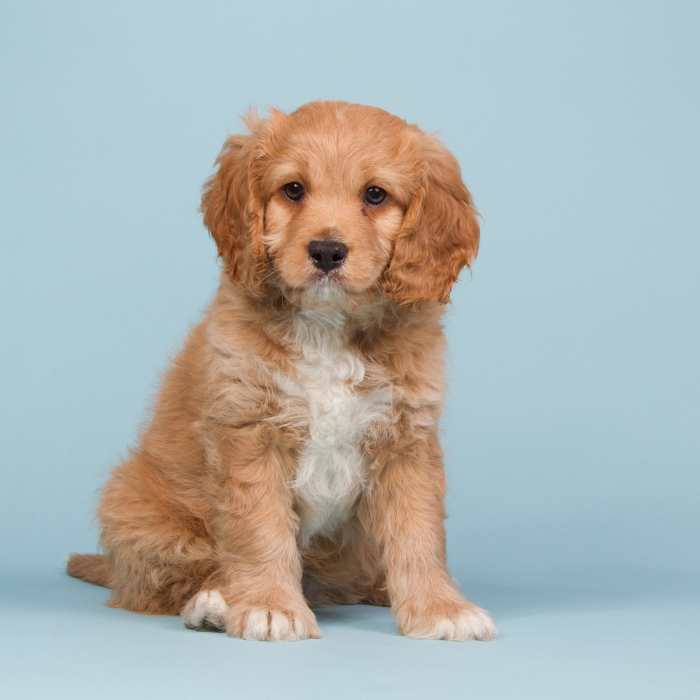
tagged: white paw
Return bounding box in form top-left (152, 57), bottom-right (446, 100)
top-left (402, 604), bottom-right (497, 641)
top-left (227, 603), bottom-right (321, 641)
top-left (182, 590), bottom-right (229, 631)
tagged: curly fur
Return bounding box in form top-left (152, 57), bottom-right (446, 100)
top-left (67, 101), bottom-right (495, 642)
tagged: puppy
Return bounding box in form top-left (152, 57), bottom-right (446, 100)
top-left (67, 101), bottom-right (496, 642)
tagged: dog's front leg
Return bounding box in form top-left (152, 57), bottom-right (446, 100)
top-left (194, 423), bottom-right (319, 641)
top-left (364, 428), bottom-right (496, 641)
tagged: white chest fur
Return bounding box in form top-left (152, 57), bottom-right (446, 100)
top-left (276, 310), bottom-right (391, 545)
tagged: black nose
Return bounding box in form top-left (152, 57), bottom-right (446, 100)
top-left (308, 240), bottom-right (347, 273)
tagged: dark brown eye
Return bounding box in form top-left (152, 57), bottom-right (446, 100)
top-left (282, 181), bottom-right (305, 201)
top-left (364, 185), bottom-right (386, 206)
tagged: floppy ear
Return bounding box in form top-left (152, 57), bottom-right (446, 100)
top-left (383, 138), bottom-right (480, 304)
top-left (201, 128), bottom-right (266, 294)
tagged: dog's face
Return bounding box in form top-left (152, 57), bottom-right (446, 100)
top-left (202, 101), bottom-right (479, 306)
top-left (259, 106), bottom-right (409, 304)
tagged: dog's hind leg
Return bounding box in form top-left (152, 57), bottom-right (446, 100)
top-left (95, 453), bottom-right (217, 615)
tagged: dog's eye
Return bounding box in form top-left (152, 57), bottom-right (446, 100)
top-left (282, 181), bottom-right (305, 202)
top-left (364, 186), bottom-right (387, 206)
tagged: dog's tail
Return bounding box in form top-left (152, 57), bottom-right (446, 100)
top-left (66, 553), bottom-right (111, 588)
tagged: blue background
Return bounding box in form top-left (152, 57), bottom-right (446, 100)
top-left (2, 1), bottom-right (698, 697)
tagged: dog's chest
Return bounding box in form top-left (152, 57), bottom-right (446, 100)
top-left (276, 313), bottom-right (391, 544)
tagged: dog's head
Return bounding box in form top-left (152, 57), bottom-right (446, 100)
top-left (202, 101), bottom-right (479, 307)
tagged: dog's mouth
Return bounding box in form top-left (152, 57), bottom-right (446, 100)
top-left (304, 273), bottom-right (348, 302)
top-left (267, 250), bottom-right (382, 308)
top-left (310, 267), bottom-right (343, 284)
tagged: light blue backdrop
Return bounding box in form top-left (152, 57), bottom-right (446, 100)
top-left (1, 1), bottom-right (698, 698)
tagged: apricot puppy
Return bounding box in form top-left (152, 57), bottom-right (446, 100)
top-left (68, 101), bottom-right (496, 642)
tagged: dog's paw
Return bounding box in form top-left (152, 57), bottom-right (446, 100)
top-left (225, 600), bottom-right (320, 641)
top-left (182, 589), bottom-right (229, 631)
top-left (397, 599), bottom-right (497, 641)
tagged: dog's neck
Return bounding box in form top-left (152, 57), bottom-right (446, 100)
top-left (214, 271), bottom-right (443, 363)
top-left (219, 271), bottom-right (391, 330)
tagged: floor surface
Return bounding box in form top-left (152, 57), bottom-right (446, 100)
top-left (2, 572), bottom-right (698, 699)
